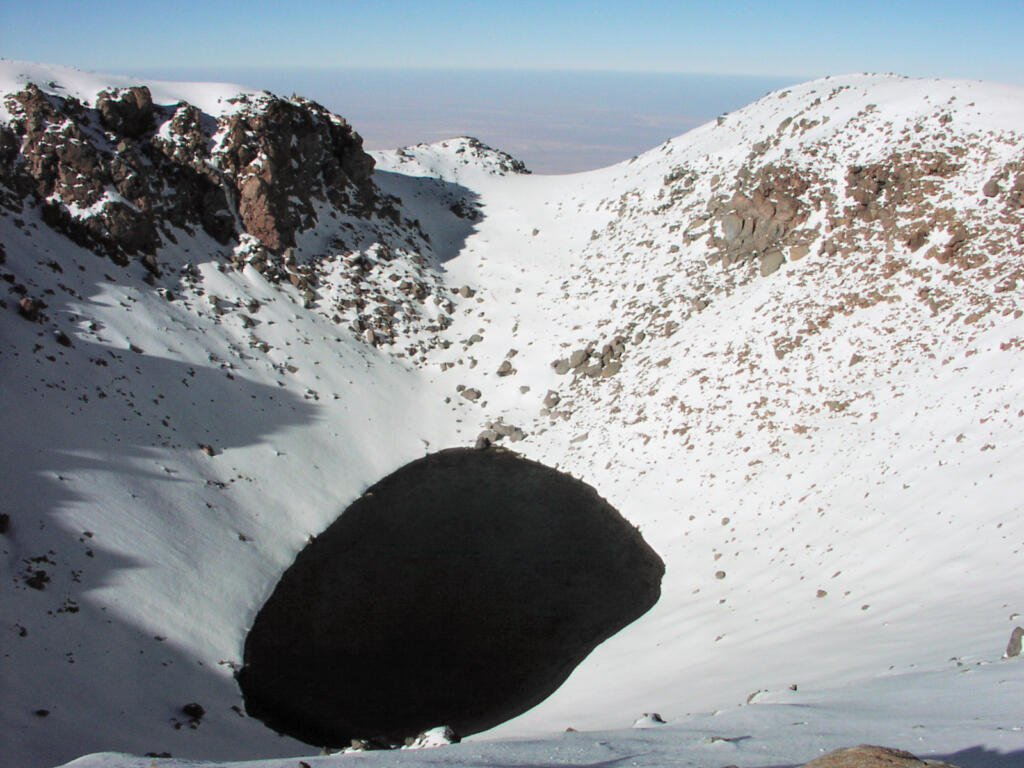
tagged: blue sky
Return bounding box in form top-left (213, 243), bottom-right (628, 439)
top-left (3, 2), bottom-right (1021, 173)
top-left (2, 0), bottom-right (1023, 83)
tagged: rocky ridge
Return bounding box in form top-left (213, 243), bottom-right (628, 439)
top-left (0, 82), bottom-right (377, 260)
top-left (0, 72), bottom-right (487, 356)
top-left (493, 75), bottom-right (1024, 463)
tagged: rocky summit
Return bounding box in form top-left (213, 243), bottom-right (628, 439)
top-left (1, 62), bottom-right (1022, 768)
top-left (1, 80), bottom-right (375, 260)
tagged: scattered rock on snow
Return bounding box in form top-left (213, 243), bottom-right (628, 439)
top-left (475, 430), bottom-right (499, 450)
top-left (632, 712), bottom-right (667, 728)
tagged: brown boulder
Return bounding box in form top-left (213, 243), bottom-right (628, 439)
top-left (982, 178), bottom-right (1001, 197)
top-left (801, 746), bottom-right (960, 768)
top-left (760, 248), bottom-right (786, 276)
top-left (1006, 626), bottom-right (1023, 658)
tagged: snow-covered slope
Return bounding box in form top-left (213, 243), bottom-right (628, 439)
top-left (1, 63), bottom-right (1022, 768)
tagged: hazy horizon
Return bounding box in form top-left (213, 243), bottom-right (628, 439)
top-left (7, 1), bottom-right (1018, 172)
top-left (129, 67), bottom-right (802, 173)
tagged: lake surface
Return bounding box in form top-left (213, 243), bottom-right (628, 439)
top-left (133, 67), bottom-right (801, 173)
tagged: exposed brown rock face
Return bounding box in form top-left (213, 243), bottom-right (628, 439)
top-left (0, 83), bottom-right (376, 263)
top-left (845, 152), bottom-right (959, 228)
top-left (216, 94), bottom-right (375, 252)
top-left (96, 86), bottom-right (155, 138)
top-left (800, 745), bottom-right (960, 768)
top-left (238, 448), bottom-right (664, 748)
top-left (708, 163), bottom-right (826, 269)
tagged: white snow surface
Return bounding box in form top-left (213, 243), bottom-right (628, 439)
top-left (1, 63), bottom-right (1022, 768)
top-left (0, 59), bottom-right (258, 120)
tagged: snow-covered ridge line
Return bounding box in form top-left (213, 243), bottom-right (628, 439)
top-left (0, 59), bottom-right (259, 119)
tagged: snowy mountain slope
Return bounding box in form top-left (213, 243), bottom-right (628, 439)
top-left (1, 62), bottom-right (1022, 768)
top-left (371, 73), bottom-right (1024, 742)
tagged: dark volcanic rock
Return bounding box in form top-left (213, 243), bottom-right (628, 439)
top-left (238, 448), bottom-right (664, 747)
top-left (1, 82), bottom-right (376, 261)
top-left (96, 87), bottom-right (155, 138)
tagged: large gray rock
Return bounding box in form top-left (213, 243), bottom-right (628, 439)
top-left (238, 448), bottom-right (663, 748)
top-left (760, 248), bottom-right (786, 276)
top-left (569, 349), bottom-right (589, 368)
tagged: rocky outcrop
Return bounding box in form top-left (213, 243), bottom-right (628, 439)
top-left (216, 94), bottom-right (375, 252)
top-left (238, 448), bottom-right (663, 748)
top-left (551, 335), bottom-right (628, 379)
top-left (0, 82), bottom-right (376, 264)
top-left (96, 86), bottom-right (155, 138)
top-left (844, 152), bottom-right (958, 228)
top-left (708, 163), bottom-right (826, 271)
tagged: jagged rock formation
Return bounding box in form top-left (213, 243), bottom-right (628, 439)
top-left (237, 448), bottom-right (663, 748)
top-left (215, 93), bottom-right (375, 251)
top-left (0, 82), bottom-right (376, 263)
top-left (0, 76), bottom-right (468, 354)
